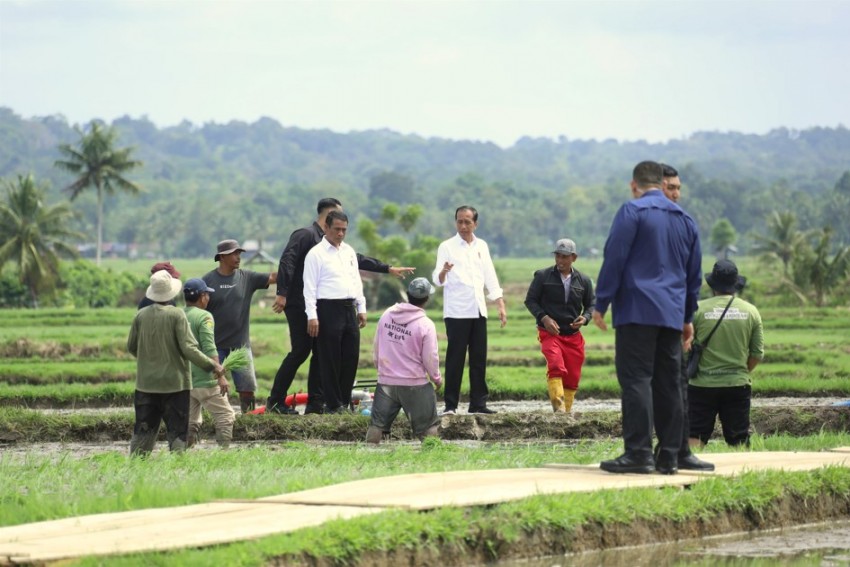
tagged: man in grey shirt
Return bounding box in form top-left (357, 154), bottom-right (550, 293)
top-left (203, 239), bottom-right (276, 413)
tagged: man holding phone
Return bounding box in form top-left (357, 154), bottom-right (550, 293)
top-left (524, 239), bottom-right (595, 412)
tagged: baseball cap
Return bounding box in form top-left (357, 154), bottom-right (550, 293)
top-left (552, 239), bottom-right (577, 255)
top-left (407, 277), bottom-right (436, 299)
top-left (183, 278), bottom-right (215, 299)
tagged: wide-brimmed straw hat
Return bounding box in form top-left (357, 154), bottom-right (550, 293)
top-left (146, 270), bottom-right (183, 302)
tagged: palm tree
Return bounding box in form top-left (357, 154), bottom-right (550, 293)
top-left (54, 121), bottom-right (142, 265)
top-left (751, 211), bottom-right (809, 277)
top-left (796, 228), bottom-right (850, 307)
top-left (0, 174), bottom-right (82, 307)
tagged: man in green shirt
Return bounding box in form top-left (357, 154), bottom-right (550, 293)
top-left (128, 271), bottom-right (223, 456)
top-left (689, 260), bottom-right (764, 447)
top-left (183, 278), bottom-right (235, 448)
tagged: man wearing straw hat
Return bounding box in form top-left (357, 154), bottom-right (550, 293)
top-left (128, 270), bottom-right (224, 456)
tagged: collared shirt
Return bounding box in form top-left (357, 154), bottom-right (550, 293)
top-left (128, 304), bottom-right (214, 394)
top-left (560, 272), bottom-right (572, 301)
top-left (303, 236), bottom-right (366, 320)
top-left (594, 189), bottom-right (702, 330)
top-left (276, 221), bottom-right (389, 308)
top-left (432, 233), bottom-right (503, 319)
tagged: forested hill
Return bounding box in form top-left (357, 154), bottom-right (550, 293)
top-left (1, 107), bottom-right (848, 258)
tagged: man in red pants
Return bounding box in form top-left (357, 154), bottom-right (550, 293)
top-left (524, 239), bottom-right (595, 412)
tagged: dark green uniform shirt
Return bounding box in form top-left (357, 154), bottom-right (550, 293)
top-left (128, 304), bottom-right (214, 393)
top-left (691, 295), bottom-right (764, 388)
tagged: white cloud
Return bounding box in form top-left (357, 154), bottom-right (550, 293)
top-left (0, 0), bottom-right (847, 145)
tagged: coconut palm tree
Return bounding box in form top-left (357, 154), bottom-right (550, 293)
top-left (0, 174), bottom-right (82, 307)
top-left (54, 122), bottom-right (142, 265)
top-left (751, 211), bottom-right (809, 277)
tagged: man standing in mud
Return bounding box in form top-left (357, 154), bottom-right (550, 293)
top-left (203, 239), bottom-right (276, 413)
top-left (267, 198), bottom-right (414, 414)
top-left (593, 161), bottom-right (702, 475)
top-left (524, 238), bottom-right (595, 413)
top-left (366, 277), bottom-right (442, 443)
top-left (128, 270), bottom-right (223, 456)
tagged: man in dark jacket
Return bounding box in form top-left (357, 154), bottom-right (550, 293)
top-left (524, 239), bottom-right (595, 412)
top-left (593, 161), bottom-right (702, 475)
top-left (267, 198), bottom-right (414, 414)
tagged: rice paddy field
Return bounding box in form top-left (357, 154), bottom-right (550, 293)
top-left (2, 256), bottom-right (850, 565)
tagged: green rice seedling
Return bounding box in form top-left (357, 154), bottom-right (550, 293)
top-left (221, 347), bottom-right (250, 372)
top-left (0, 360), bottom-right (135, 385)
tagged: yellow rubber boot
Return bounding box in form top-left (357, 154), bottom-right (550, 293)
top-left (547, 378), bottom-right (566, 413)
top-left (563, 388), bottom-right (577, 412)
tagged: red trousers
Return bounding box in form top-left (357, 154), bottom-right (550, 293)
top-left (538, 329), bottom-right (585, 391)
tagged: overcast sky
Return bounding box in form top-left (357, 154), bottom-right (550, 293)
top-left (1, 0), bottom-right (848, 147)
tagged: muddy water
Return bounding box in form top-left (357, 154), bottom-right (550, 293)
top-left (34, 396), bottom-right (849, 416)
top-left (496, 520), bottom-right (850, 566)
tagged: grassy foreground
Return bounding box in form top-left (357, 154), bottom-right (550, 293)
top-left (3, 434), bottom-right (850, 565)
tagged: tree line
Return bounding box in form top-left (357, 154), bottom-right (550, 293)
top-left (0, 109), bottom-right (849, 307)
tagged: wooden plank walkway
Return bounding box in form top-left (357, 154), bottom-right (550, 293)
top-left (2, 449), bottom-right (848, 564)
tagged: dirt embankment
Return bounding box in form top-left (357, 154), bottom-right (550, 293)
top-left (273, 492), bottom-right (850, 566)
top-left (1, 407), bottom-right (848, 444)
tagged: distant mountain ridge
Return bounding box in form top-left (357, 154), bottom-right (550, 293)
top-left (1, 107), bottom-right (848, 257)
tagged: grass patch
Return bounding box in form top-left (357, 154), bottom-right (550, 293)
top-left (4, 436), bottom-right (850, 565)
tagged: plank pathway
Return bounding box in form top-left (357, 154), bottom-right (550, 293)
top-left (2, 449), bottom-right (849, 564)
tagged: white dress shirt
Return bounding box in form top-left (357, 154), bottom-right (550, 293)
top-left (432, 233), bottom-right (503, 319)
top-left (303, 237), bottom-right (366, 320)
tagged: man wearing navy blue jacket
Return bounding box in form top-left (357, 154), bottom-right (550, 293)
top-left (592, 161), bottom-right (702, 475)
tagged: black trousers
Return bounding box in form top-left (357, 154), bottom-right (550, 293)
top-left (614, 324), bottom-right (683, 463)
top-left (268, 305), bottom-right (323, 409)
top-left (443, 316), bottom-right (489, 411)
top-left (678, 355), bottom-right (692, 457)
top-left (130, 389), bottom-right (190, 455)
top-left (688, 384), bottom-right (752, 446)
top-left (315, 299), bottom-right (360, 411)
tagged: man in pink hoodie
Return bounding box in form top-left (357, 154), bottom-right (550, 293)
top-left (366, 277), bottom-right (443, 443)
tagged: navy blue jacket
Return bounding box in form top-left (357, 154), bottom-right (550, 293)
top-left (594, 190), bottom-right (702, 330)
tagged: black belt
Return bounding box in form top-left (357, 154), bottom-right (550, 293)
top-left (318, 298), bottom-right (356, 306)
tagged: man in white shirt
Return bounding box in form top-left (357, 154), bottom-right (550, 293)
top-left (304, 210), bottom-right (367, 414)
top-left (433, 205), bottom-right (507, 415)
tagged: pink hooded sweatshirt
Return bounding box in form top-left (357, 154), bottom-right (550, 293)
top-left (373, 303), bottom-right (442, 388)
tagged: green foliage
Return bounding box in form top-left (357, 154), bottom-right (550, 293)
top-left (0, 174), bottom-right (82, 306)
top-left (5, 110), bottom-right (850, 266)
top-left (709, 217), bottom-right (737, 255)
top-left (358, 202), bottom-right (435, 308)
top-left (751, 211), bottom-right (807, 276)
top-left (790, 227), bottom-right (850, 307)
top-left (57, 260), bottom-right (145, 308)
top-left (0, 271), bottom-right (27, 308)
top-left (54, 121), bottom-right (143, 265)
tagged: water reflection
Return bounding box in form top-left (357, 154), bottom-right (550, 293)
top-left (495, 520), bottom-right (850, 566)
